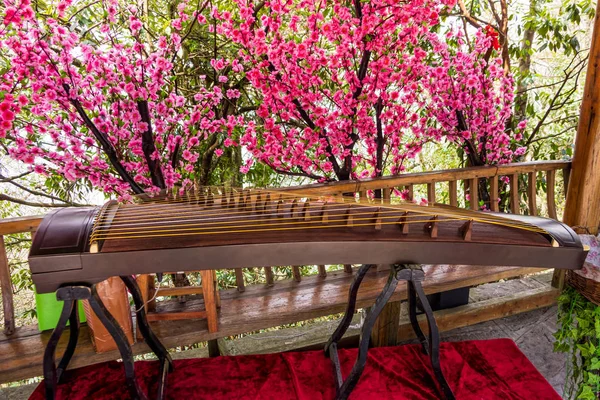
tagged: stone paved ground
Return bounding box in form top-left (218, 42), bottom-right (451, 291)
top-left (0, 271), bottom-right (567, 399)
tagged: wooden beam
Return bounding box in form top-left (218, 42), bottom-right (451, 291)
top-left (155, 286), bottom-right (204, 297)
top-left (564, 0), bottom-right (600, 235)
top-left (397, 286), bottom-right (559, 341)
top-left (0, 216), bottom-right (43, 236)
top-left (556, 2), bottom-right (600, 288)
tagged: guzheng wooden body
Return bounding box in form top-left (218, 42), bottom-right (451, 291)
top-left (29, 188), bottom-right (587, 294)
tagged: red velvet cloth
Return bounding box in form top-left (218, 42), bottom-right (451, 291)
top-left (31, 339), bottom-right (560, 400)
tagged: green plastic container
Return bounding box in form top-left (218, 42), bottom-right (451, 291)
top-left (35, 288), bottom-right (86, 332)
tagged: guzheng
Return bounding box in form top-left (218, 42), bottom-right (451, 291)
top-left (30, 187), bottom-right (586, 293)
top-left (29, 187), bottom-right (588, 400)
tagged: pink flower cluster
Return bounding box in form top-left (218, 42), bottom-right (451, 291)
top-left (0, 0), bottom-right (526, 196)
top-left (0, 0), bottom-right (240, 196)
top-left (218, 0), bottom-right (523, 180)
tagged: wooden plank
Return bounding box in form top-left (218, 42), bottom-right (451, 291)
top-left (489, 177), bottom-right (499, 212)
top-left (448, 181), bottom-right (457, 207)
top-left (397, 286), bottom-right (559, 341)
top-left (0, 215), bottom-right (43, 236)
top-left (281, 161), bottom-right (570, 196)
top-left (564, 0), bottom-right (600, 235)
top-left (0, 236), bottom-right (14, 335)
top-left (147, 311), bottom-right (207, 322)
top-left (469, 178), bottom-right (478, 210)
top-left (528, 172), bottom-right (537, 216)
top-left (370, 300), bottom-right (401, 347)
top-left (546, 170), bottom-right (557, 220)
top-left (0, 264), bottom-right (547, 383)
top-left (427, 183), bottom-right (436, 204)
top-left (156, 286), bottom-right (204, 297)
top-left (510, 173), bottom-right (520, 213)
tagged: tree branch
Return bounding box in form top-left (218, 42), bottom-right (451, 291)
top-left (0, 174), bottom-right (89, 206)
top-left (0, 193), bottom-right (75, 208)
top-left (137, 100), bottom-right (166, 188)
top-left (525, 57), bottom-right (586, 146)
top-left (62, 84), bottom-right (144, 194)
top-left (0, 171), bottom-right (32, 182)
top-left (457, 0), bottom-right (482, 29)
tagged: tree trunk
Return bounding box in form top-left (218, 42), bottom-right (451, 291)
top-left (514, 0), bottom-right (537, 124)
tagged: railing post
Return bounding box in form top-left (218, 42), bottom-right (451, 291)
top-left (427, 183), bottom-right (436, 204)
top-left (510, 174), bottom-right (520, 213)
top-left (448, 181), bottom-right (457, 207)
top-left (0, 235), bottom-right (15, 335)
top-left (490, 176), bottom-right (500, 212)
top-left (546, 170), bottom-right (557, 220)
top-left (405, 185), bottom-right (414, 201)
top-left (528, 172), bottom-right (537, 216)
top-left (469, 178), bottom-right (479, 210)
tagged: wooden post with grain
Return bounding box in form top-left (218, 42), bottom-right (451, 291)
top-left (555, 0), bottom-right (600, 288)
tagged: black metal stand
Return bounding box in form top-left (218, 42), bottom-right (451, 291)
top-left (325, 264), bottom-right (455, 400)
top-left (43, 276), bottom-right (172, 400)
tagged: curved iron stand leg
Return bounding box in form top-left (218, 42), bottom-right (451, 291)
top-left (325, 264), bottom-right (374, 389)
top-left (89, 284), bottom-right (148, 400)
top-left (407, 281), bottom-right (428, 354)
top-left (56, 299), bottom-right (80, 382)
top-left (334, 266), bottom-right (401, 400)
top-left (327, 264), bottom-right (456, 400)
top-left (410, 272), bottom-right (455, 400)
top-left (325, 264), bottom-right (373, 358)
top-left (121, 275), bottom-right (172, 399)
top-left (43, 294), bottom-right (74, 400)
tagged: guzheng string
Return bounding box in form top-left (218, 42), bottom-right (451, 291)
top-left (89, 186), bottom-right (548, 243)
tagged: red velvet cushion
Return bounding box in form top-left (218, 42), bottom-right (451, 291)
top-left (30, 338), bottom-right (560, 399)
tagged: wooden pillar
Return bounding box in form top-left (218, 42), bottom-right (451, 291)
top-left (370, 300), bottom-right (401, 347)
top-left (200, 270), bottom-right (218, 333)
top-left (554, 0), bottom-right (600, 288)
top-left (0, 236), bottom-right (15, 335)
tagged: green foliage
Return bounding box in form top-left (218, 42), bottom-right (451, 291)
top-left (554, 286), bottom-right (600, 399)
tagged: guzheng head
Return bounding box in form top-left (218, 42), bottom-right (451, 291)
top-left (29, 187), bottom-right (588, 293)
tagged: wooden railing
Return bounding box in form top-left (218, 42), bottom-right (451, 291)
top-left (0, 160), bottom-right (571, 335)
top-left (285, 160), bottom-right (570, 216)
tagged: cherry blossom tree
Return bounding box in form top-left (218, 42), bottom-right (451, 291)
top-left (0, 0), bottom-right (243, 199)
top-left (1, 0), bottom-right (526, 202)
top-left (220, 0), bottom-right (524, 184)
